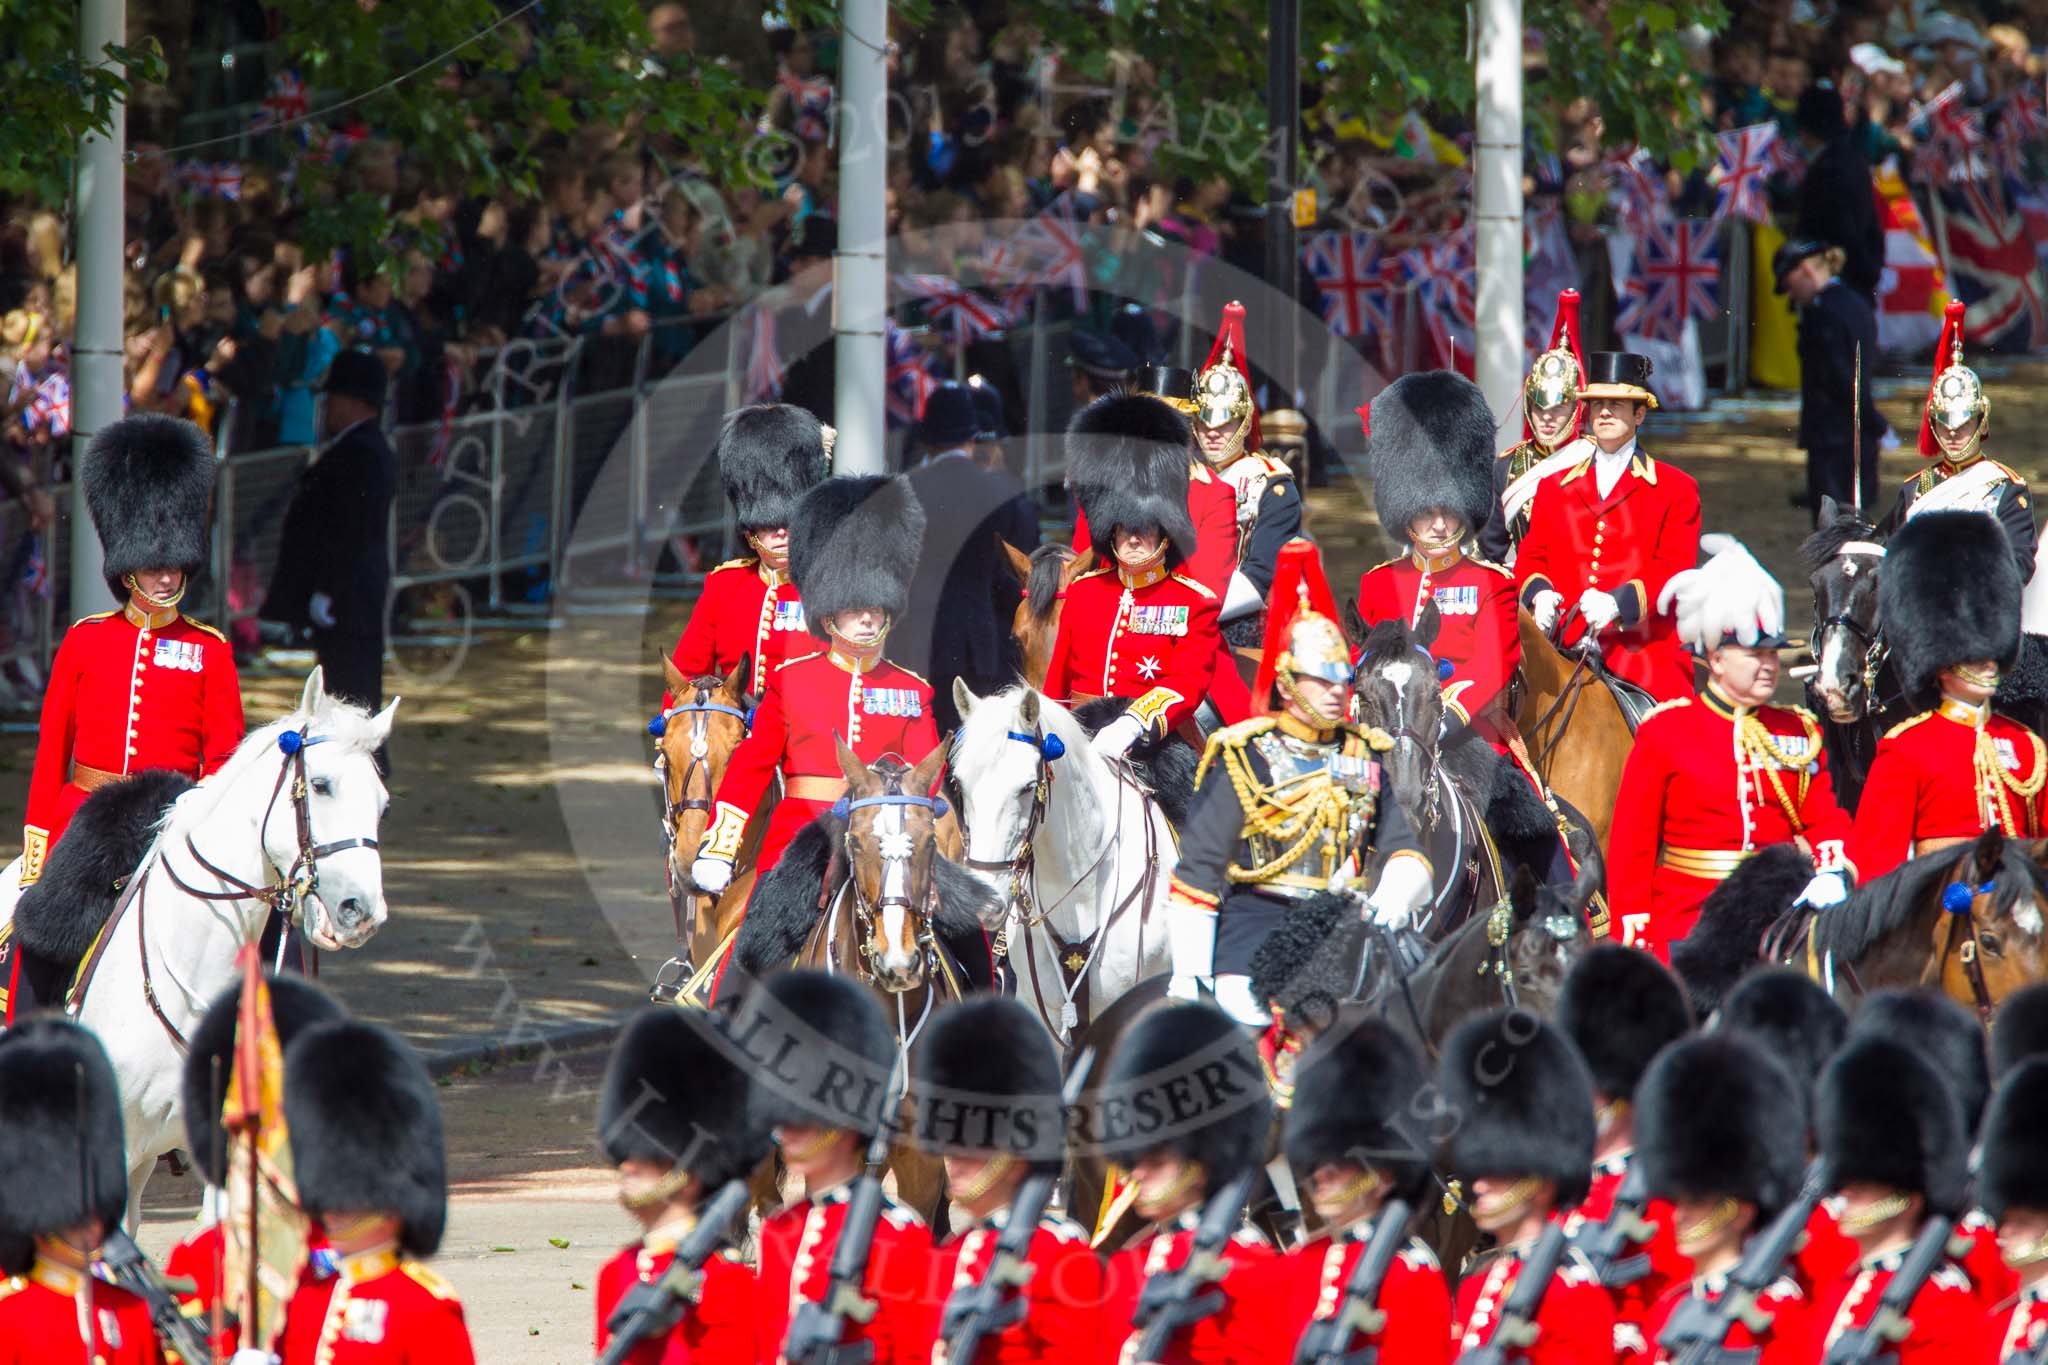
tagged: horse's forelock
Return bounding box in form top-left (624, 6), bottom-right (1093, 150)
top-left (1357, 618), bottom-right (1420, 670)
top-left (304, 693), bottom-right (387, 758)
top-left (1026, 544), bottom-right (1075, 619)
top-left (1800, 514), bottom-right (1882, 572)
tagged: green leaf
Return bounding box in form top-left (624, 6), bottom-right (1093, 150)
top-left (548, 1236), bottom-right (571, 1249)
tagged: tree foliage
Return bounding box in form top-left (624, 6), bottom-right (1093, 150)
top-left (0, 3), bottom-right (165, 202)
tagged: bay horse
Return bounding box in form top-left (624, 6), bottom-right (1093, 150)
top-left (1003, 539), bottom-right (1082, 689)
top-left (1800, 497), bottom-right (1904, 814)
top-left (1514, 609), bottom-right (1635, 856)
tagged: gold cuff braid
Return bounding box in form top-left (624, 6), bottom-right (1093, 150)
top-left (20, 826), bottom-right (47, 887)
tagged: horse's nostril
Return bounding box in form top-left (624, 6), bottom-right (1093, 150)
top-left (336, 898), bottom-right (363, 928)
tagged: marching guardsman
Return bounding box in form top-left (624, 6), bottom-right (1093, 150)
top-left (0, 1019), bottom-right (163, 1364)
top-left (22, 413), bottom-right (244, 887)
top-left (1809, 1035), bottom-right (1982, 1360)
top-left (1044, 394), bottom-right (1223, 759)
top-left (739, 971), bottom-right (932, 1365)
top-left (273, 1016), bottom-right (476, 1363)
top-left (691, 476), bottom-right (938, 899)
top-left (661, 404), bottom-right (831, 706)
top-left (1634, 1035), bottom-right (1820, 1364)
top-left (1851, 508), bottom-right (2046, 879)
top-left (1878, 299), bottom-right (2036, 586)
top-left (1439, 1009), bottom-right (1618, 1363)
top-left (593, 1007), bottom-right (767, 1365)
top-left (1980, 1058), bottom-right (2048, 1358)
top-left (1607, 536), bottom-right (1854, 957)
top-left (1097, 1000), bottom-right (1274, 1365)
top-left (1255, 1018), bottom-right (1454, 1363)
top-left (1555, 946), bottom-right (1697, 1352)
top-left (1189, 301), bottom-right (1303, 632)
top-left (1517, 351), bottom-right (1702, 703)
top-left (910, 997), bottom-right (1105, 1365)
top-left (1163, 541), bottom-right (1429, 1026)
top-left (1480, 288), bottom-right (1587, 566)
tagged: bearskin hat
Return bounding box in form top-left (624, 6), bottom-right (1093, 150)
top-left (82, 412), bottom-right (217, 601)
top-left (1556, 945), bottom-right (1694, 1103)
top-left (788, 475), bottom-right (926, 640)
top-left (0, 1019), bottom-right (128, 1275)
top-left (598, 1007), bottom-right (770, 1190)
top-left (1284, 1019), bottom-right (1432, 1203)
top-left (1096, 1001), bottom-right (1272, 1193)
top-left (911, 997), bottom-right (1065, 1173)
top-left (1993, 982), bottom-right (2048, 1078)
top-left (1979, 1058), bottom-right (2048, 1220)
top-left (1817, 1034), bottom-right (1968, 1217)
top-left (182, 975), bottom-right (346, 1185)
top-left (1366, 370), bottom-right (1498, 542)
top-left (736, 970), bottom-right (898, 1140)
top-left (716, 404), bottom-right (831, 533)
top-left (1637, 1034), bottom-right (1807, 1220)
top-left (1848, 988), bottom-right (1991, 1133)
top-left (1716, 968), bottom-right (1847, 1097)
top-left (1068, 394), bottom-right (1195, 565)
top-left (1438, 1009), bottom-right (1597, 1206)
top-left (1880, 509), bottom-right (2023, 708)
top-left (1247, 889), bottom-right (1365, 1027)
top-left (284, 1018), bottom-right (447, 1256)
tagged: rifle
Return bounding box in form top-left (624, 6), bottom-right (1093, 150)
top-left (1452, 1221), bottom-right (1571, 1364)
top-left (1290, 1198), bottom-right (1416, 1365)
top-left (594, 1176), bottom-right (754, 1365)
top-left (97, 1228), bottom-right (216, 1365)
top-left (1569, 1161), bottom-right (1655, 1289)
top-left (1654, 1159), bottom-right (1827, 1365)
top-left (1127, 1167), bottom-right (1260, 1364)
top-left (779, 1050), bottom-right (911, 1365)
top-left (934, 1049), bottom-right (1096, 1365)
top-left (1819, 1213), bottom-right (1959, 1364)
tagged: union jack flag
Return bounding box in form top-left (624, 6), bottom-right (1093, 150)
top-left (1606, 147), bottom-right (1669, 240)
top-left (1992, 89), bottom-right (2044, 180)
top-left (885, 322), bottom-right (938, 428)
top-left (775, 72), bottom-right (834, 143)
top-left (1005, 194), bottom-right (1090, 310)
top-left (1393, 232), bottom-right (1475, 367)
top-left (1302, 232), bottom-right (1390, 339)
top-left (1915, 82), bottom-right (1993, 186)
top-left (23, 372), bottom-right (69, 439)
top-left (1933, 179), bottom-right (2048, 351)
top-left (744, 307), bottom-right (784, 403)
top-left (893, 274), bottom-right (1012, 339)
top-left (1618, 218), bottom-right (1721, 343)
top-left (258, 70), bottom-right (308, 128)
top-left (1710, 123), bottom-right (1778, 226)
top-left (22, 536), bottom-right (48, 600)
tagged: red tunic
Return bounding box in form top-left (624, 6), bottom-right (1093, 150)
top-left (1809, 1246), bottom-right (1985, 1363)
top-left (1564, 1154), bottom-right (1693, 1354)
top-left (1450, 1240), bottom-right (1619, 1364)
top-left (663, 557), bottom-right (806, 704)
top-left (1639, 1271), bottom-right (1816, 1364)
top-left (1100, 1219), bottom-right (1274, 1365)
top-left (1357, 550), bottom-right (1522, 760)
top-left (1515, 446), bottom-right (1701, 702)
top-left (0, 1264), bottom-right (164, 1364)
top-left (593, 1231), bottom-right (757, 1365)
top-left (1850, 699), bottom-right (2047, 881)
top-left (1794, 1204), bottom-right (1859, 1298)
top-left (1607, 688), bottom-right (1852, 959)
top-left (274, 1249), bottom-right (476, 1364)
top-left (1247, 1228), bottom-right (1452, 1365)
top-left (923, 1210), bottom-right (1108, 1365)
top-left (1959, 1213), bottom-right (2020, 1314)
top-left (1989, 1283), bottom-right (2048, 1359)
top-left (1042, 564), bottom-right (1221, 739)
top-left (756, 1185), bottom-right (933, 1365)
top-left (23, 604), bottom-right (244, 885)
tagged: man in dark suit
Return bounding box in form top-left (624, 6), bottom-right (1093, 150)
top-left (969, 375), bottom-right (1041, 562)
top-left (1778, 237), bottom-right (1883, 519)
top-left (262, 348), bottom-right (397, 766)
top-left (1793, 87), bottom-right (1884, 310)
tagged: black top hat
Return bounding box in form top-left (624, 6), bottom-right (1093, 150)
top-left (1579, 351), bottom-right (1657, 407)
top-left (1137, 364), bottom-right (1196, 410)
top-left (324, 348), bottom-right (390, 406)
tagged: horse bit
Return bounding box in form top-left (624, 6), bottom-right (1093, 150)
top-left (833, 788), bottom-right (952, 992)
top-left (647, 689), bottom-right (751, 1001)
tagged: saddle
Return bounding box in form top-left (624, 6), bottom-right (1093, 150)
top-left (1601, 671), bottom-right (1662, 732)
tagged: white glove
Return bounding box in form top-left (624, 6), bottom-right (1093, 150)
top-left (1578, 587), bottom-right (1620, 632)
top-left (1213, 974), bottom-right (1271, 1027)
top-left (1796, 871), bottom-right (1848, 908)
top-left (1531, 589), bottom-right (1563, 633)
top-left (1328, 855), bottom-right (1361, 896)
top-left (1364, 855), bottom-right (1433, 930)
top-left (309, 592), bottom-right (337, 629)
top-left (1166, 898), bottom-right (1217, 1003)
top-left (690, 855), bottom-right (734, 894)
top-left (1095, 713), bottom-right (1148, 758)
top-left (231, 1352), bottom-right (283, 1365)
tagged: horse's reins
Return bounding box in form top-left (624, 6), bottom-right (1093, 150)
top-left (1526, 606), bottom-right (1602, 773)
top-left (649, 688), bottom-right (751, 996)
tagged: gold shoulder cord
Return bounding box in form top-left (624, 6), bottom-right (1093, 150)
top-left (1738, 713), bottom-right (1817, 829)
top-left (1220, 743), bottom-right (1351, 884)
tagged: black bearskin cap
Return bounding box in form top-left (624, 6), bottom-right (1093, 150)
top-left (735, 970), bottom-right (898, 1140)
top-left (1068, 394), bottom-right (1196, 565)
top-left (598, 1007), bottom-right (771, 1190)
top-left (83, 412), bottom-right (217, 601)
top-left (788, 475), bottom-right (926, 640)
top-left (1997, 983), bottom-right (2048, 1078)
top-left (1980, 1058), bottom-right (2048, 1219)
top-left (1247, 890), bottom-right (1365, 1027)
top-left (1366, 370), bottom-right (1499, 541)
top-left (1817, 1035), bottom-right (1968, 1217)
top-left (284, 1019), bottom-right (447, 1255)
top-left (1717, 968), bottom-right (1848, 1096)
top-left (1438, 1009), bottom-right (1597, 1206)
top-left (1880, 509), bottom-right (2022, 708)
top-left (1096, 1001), bottom-right (1271, 1193)
top-left (1637, 1034), bottom-right (1808, 1219)
top-left (911, 997), bottom-right (1066, 1172)
top-left (182, 975), bottom-right (347, 1185)
top-left (1848, 988), bottom-right (1991, 1133)
top-left (716, 403), bottom-right (831, 532)
top-left (0, 1020), bottom-right (128, 1275)
top-left (1556, 945), bottom-right (1694, 1102)
top-left (1284, 1019), bottom-right (1432, 1203)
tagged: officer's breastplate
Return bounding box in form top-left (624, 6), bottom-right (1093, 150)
top-left (1238, 732), bottom-right (1355, 899)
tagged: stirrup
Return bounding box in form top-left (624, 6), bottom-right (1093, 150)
top-left (649, 953), bottom-right (693, 1004)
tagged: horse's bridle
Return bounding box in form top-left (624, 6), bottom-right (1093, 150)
top-left (653, 689), bottom-right (752, 839)
top-left (835, 789), bottom-right (951, 990)
top-left (960, 728), bottom-right (1065, 922)
top-left (1929, 875), bottom-right (2001, 1020)
top-left (1813, 609), bottom-right (1890, 713)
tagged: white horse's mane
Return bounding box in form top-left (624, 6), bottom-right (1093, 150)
top-left (162, 696), bottom-right (385, 836)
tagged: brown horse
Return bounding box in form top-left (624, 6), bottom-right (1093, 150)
top-left (1514, 609), bottom-right (1635, 857)
top-left (1004, 539), bottom-right (1083, 689)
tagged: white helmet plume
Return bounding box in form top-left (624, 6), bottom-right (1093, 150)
top-left (1659, 533), bottom-right (1785, 652)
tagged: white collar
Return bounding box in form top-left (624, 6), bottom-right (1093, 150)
top-left (1593, 436), bottom-right (1638, 465)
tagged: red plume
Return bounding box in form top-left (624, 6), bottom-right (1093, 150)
top-left (1522, 288), bottom-right (1585, 445)
top-left (1201, 300), bottom-right (1263, 452)
top-left (1918, 299), bottom-right (1968, 459)
top-left (1251, 540), bottom-right (1341, 714)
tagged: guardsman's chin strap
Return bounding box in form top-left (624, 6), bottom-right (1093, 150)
top-left (124, 572), bottom-right (188, 610)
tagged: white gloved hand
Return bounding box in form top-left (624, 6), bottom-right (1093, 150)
top-left (1212, 974), bottom-right (1272, 1027)
top-left (1364, 855), bottom-right (1433, 929)
top-left (1531, 589), bottom-right (1563, 633)
top-left (1167, 973), bottom-right (1203, 1003)
top-left (1328, 855), bottom-right (1361, 897)
top-left (309, 591), bottom-right (338, 629)
top-left (1166, 898), bottom-right (1217, 1004)
top-left (1578, 587), bottom-right (1621, 632)
top-left (230, 1352), bottom-right (283, 1365)
top-left (690, 855), bottom-right (734, 894)
top-left (1796, 871), bottom-right (1848, 909)
top-left (1094, 713), bottom-right (1148, 758)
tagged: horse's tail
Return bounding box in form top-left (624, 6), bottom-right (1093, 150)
top-left (731, 819), bottom-right (837, 978)
top-left (1668, 843), bottom-right (1814, 1018)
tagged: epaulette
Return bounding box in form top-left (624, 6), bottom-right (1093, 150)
top-left (1074, 564), bottom-right (1116, 583)
top-left (400, 1260), bottom-right (460, 1301)
top-left (886, 661), bottom-right (932, 687)
top-left (1364, 556), bottom-right (1405, 574)
top-left (1254, 454), bottom-right (1292, 476)
top-left (1640, 697), bottom-right (1692, 723)
top-left (1188, 462), bottom-right (1215, 484)
top-left (712, 555), bottom-right (759, 572)
top-left (1885, 711), bottom-right (1934, 740)
top-left (0, 1276), bottom-right (21, 1302)
top-left (779, 650), bottom-right (824, 671)
top-left (1398, 1239), bottom-right (1441, 1271)
top-left (1930, 1262), bottom-right (1974, 1293)
top-left (184, 616), bottom-right (227, 643)
top-left (878, 1193), bottom-right (925, 1230)
top-left (1991, 459), bottom-right (2029, 487)
top-left (1195, 717), bottom-right (1277, 788)
top-left (1468, 556), bottom-right (1513, 578)
top-left (1168, 572), bottom-right (1218, 600)
top-left (71, 610), bottom-right (118, 627)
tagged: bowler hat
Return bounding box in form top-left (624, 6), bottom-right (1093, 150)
top-left (1068, 329), bottom-right (1137, 382)
top-left (324, 349), bottom-right (389, 406)
top-left (917, 382), bottom-right (979, 450)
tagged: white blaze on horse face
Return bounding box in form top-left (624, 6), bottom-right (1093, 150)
top-left (1815, 627), bottom-right (1849, 706)
top-left (1378, 660), bottom-right (1414, 696)
top-left (874, 802), bottom-right (920, 981)
top-left (2016, 898), bottom-right (2045, 939)
top-left (957, 719), bottom-right (1041, 890)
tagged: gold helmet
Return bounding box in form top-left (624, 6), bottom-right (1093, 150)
top-left (1254, 541), bottom-right (1354, 706)
top-left (1524, 346), bottom-right (1582, 412)
top-left (1277, 610), bottom-right (1354, 686)
top-left (1193, 300), bottom-right (1260, 465)
top-left (1919, 299), bottom-right (1988, 456)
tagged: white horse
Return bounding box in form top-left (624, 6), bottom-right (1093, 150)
top-left (949, 681), bottom-right (1172, 1046)
top-left (1, 668), bottom-right (397, 1224)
